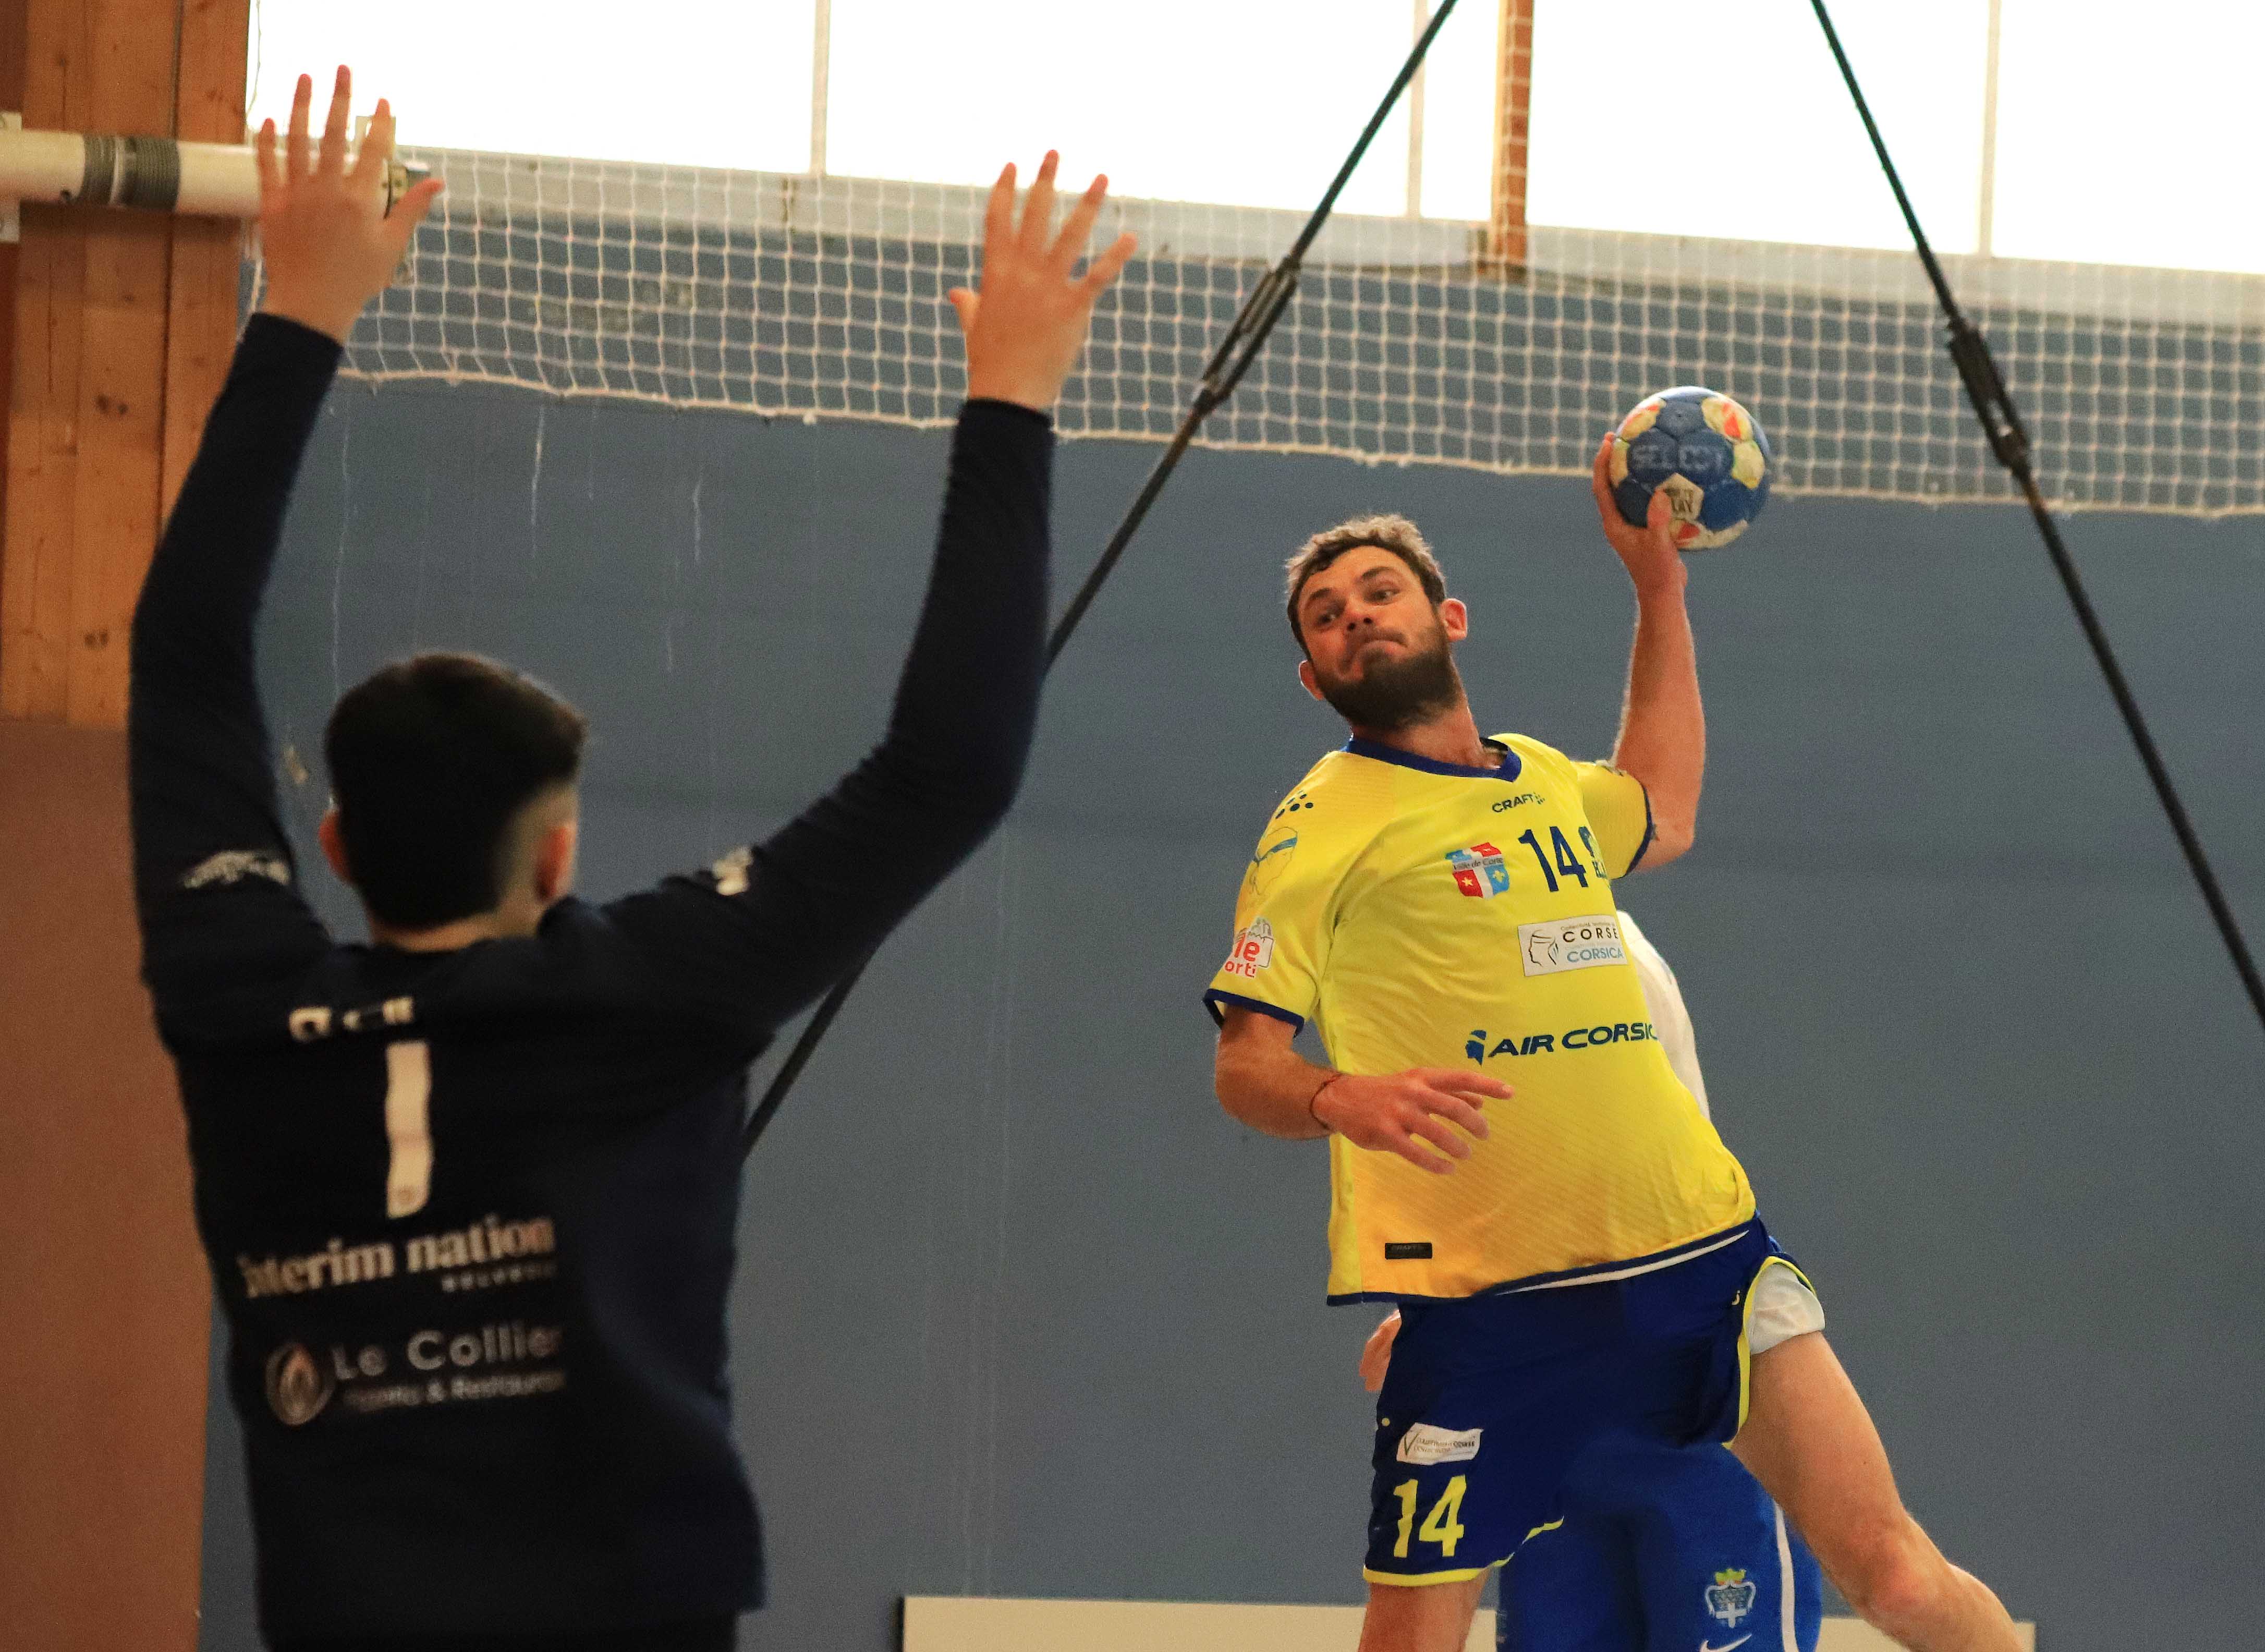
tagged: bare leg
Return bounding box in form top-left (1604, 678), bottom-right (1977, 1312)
top-left (1356, 1575), bottom-right (1488, 1652)
top-left (1730, 1332), bottom-right (2020, 1652)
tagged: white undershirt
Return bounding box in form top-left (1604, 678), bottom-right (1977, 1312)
top-left (1616, 909), bottom-right (1708, 1121)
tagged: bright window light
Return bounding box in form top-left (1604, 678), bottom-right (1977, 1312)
top-left (1525, 0), bottom-right (1989, 252)
top-left (1991, 0), bottom-right (2265, 273)
top-left (1418, 0), bottom-right (1501, 221)
top-left (822, 0), bottom-right (1414, 216)
top-left (246, 0), bottom-right (817, 171)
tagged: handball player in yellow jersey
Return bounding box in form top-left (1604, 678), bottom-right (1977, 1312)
top-left (1202, 442), bottom-right (2023, 1652)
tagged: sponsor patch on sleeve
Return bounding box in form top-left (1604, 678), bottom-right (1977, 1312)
top-left (1221, 916), bottom-right (1275, 980)
top-left (181, 849), bottom-right (291, 890)
top-left (1518, 914), bottom-right (1627, 976)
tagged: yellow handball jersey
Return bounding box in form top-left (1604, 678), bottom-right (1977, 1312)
top-left (1204, 735), bottom-right (1754, 1302)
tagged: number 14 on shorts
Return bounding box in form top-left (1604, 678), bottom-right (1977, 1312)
top-left (1391, 1475), bottom-right (1469, 1558)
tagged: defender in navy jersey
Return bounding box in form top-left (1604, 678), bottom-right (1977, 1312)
top-left (128, 70), bottom-right (1131, 1649)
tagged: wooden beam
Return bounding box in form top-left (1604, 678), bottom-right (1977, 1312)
top-left (0, 0), bottom-right (23, 575)
top-left (1485, 0), bottom-right (1533, 273)
top-left (163, 0), bottom-right (250, 520)
top-left (2, 0), bottom-right (250, 727)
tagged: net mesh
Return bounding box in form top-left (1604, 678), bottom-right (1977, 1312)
top-left (332, 147), bottom-right (2265, 516)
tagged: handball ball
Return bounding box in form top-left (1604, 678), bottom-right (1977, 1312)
top-left (1610, 386), bottom-right (1771, 550)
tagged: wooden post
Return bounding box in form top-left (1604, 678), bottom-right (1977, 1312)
top-left (0, 6), bottom-right (245, 1651)
top-left (1485, 0), bottom-right (1533, 274)
top-left (165, 0), bottom-right (253, 517)
top-left (1, 0), bottom-right (249, 728)
top-left (0, 0), bottom-right (23, 565)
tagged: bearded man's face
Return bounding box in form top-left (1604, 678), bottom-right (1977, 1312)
top-left (1294, 547), bottom-right (1466, 732)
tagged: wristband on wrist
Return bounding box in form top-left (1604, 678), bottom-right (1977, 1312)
top-left (1308, 1071), bottom-right (1346, 1129)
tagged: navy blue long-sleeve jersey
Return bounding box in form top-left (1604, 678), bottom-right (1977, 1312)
top-left (127, 315), bottom-right (1052, 1641)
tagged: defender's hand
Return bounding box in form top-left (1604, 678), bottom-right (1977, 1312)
top-left (949, 153), bottom-right (1137, 414)
top-left (1311, 1068), bottom-right (1507, 1175)
top-left (1591, 433), bottom-right (1687, 596)
top-left (257, 67), bottom-right (444, 345)
top-left (1360, 1309), bottom-right (1402, 1393)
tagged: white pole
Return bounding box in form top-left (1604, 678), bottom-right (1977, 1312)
top-left (0, 127), bottom-right (419, 223)
top-left (810, 0), bottom-right (833, 177)
top-left (1405, 0), bottom-right (1430, 217)
top-left (1976, 0), bottom-right (2002, 257)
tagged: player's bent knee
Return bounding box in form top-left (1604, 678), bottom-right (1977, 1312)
top-left (1359, 1573), bottom-right (1489, 1652)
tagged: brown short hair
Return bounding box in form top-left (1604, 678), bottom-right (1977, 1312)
top-left (1283, 513), bottom-right (1446, 650)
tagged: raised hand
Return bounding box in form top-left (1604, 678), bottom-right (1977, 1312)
top-left (948, 152), bottom-right (1137, 414)
top-left (1591, 432), bottom-right (1687, 593)
top-left (256, 67), bottom-right (445, 345)
top-left (1312, 1067), bottom-right (1507, 1175)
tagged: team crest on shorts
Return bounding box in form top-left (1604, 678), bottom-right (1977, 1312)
top-left (1705, 1566), bottom-right (1757, 1627)
top-left (1444, 842), bottom-right (1509, 899)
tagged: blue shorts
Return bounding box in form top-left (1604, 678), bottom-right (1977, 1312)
top-left (1499, 1434), bottom-right (1823, 1652)
top-left (1366, 1219), bottom-right (1807, 1588)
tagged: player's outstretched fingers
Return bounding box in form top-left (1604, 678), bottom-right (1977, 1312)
top-left (1081, 226), bottom-right (1138, 301)
top-left (1019, 151), bottom-right (1060, 254)
top-left (980, 161), bottom-right (1017, 266)
top-left (350, 98), bottom-right (394, 191)
top-left (286, 73), bottom-right (314, 182)
top-left (1590, 431), bottom-right (1618, 516)
top-left (1050, 174), bottom-right (1109, 274)
top-left (319, 65), bottom-right (354, 179)
top-left (255, 118), bottom-right (283, 202)
top-left (1405, 1109), bottom-right (1474, 1167)
top-left (1409, 1068), bottom-right (1507, 1139)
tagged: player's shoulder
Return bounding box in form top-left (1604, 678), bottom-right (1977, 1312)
top-left (1258, 746), bottom-right (1395, 834)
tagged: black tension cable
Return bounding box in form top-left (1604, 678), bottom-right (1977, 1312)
top-left (739, 0), bottom-right (1468, 1160)
top-left (1808, 0), bottom-right (2265, 1041)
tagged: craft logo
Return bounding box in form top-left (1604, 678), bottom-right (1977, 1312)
top-left (265, 1341), bottom-right (334, 1427)
top-left (1705, 1568), bottom-right (1757, 1628)
top-left (1444, 842), bottom-right (1509, 899)
top-left (1222, 916), bottom-right (1275, 980)
top-left (1245, 832), bottom-right (1299, 900)
top-left (1520, 914), bottom-right (1626, 976)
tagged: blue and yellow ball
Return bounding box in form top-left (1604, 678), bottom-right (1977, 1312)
top-left (1610, 386), bottom-right (1771, 551)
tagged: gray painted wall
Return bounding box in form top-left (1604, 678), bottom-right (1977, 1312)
top-left (197, 379), bottom-right (2265, 1650)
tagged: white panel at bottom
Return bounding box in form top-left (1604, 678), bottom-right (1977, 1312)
top-left (903, 1597), bottom-right (2036, 1652)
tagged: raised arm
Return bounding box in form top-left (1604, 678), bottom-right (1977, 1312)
top-left (129, 70), bottom-right (439, 1027)
top-left (608, 155), bottom-right (1136, 1032)
top-left (1590, 434), bottom-right (1704, 867)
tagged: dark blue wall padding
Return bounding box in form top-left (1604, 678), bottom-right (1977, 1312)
top-left (196, 379), bottom-right (2264, 1651)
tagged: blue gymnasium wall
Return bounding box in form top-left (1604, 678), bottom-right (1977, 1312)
top-left (196, 379), bottom-right (2265, 1651)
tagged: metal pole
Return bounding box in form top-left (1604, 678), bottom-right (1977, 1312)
top-left (1405, 0), bottom-right (1431, 218)
top-left (1975, 0), bottom-right (2002, 257)
top-left (809, 0), bottom-right (832, 178)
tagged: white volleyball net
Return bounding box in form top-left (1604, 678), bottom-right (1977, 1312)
top-left (333, 147), bottom-right (2265, 517)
